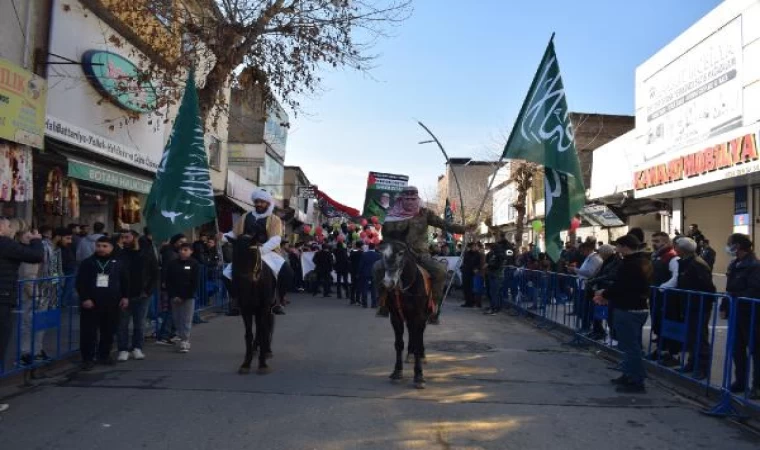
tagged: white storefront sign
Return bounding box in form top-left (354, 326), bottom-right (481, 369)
top-left (226, 169), bottom-right (257, 206)
top-left (637, 16), bottom-right (743, 165)
top-left (589, 130), bottom-right (641, 199)
top-left (45, 2), bottom-right (166, 172)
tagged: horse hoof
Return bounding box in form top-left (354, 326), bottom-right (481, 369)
top-left (405, 354), bottom-right (413, 364)
top-left (421, 357), bottom-right (427, 365)
top-left (389, 370), bottom-right (403, 381)
top-left (238, 366), bottom-right (250, 375)
top-left (414, 377), bottom-right (426, 389)
top-left (256, 366), bottom-right (272, 375)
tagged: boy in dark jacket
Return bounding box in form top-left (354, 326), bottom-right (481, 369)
top-left (117, 231), bottom-right (159, 361)
top-left (76, 237), bottom-right (129, 370)
top-left (165, 243), bottom-right (200, 353)
top-left (312, 245), bottom-right (334, 297)
top-left (349, 242), bottom-right (364, 305)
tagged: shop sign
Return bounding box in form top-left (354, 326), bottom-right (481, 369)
top-left (82, 50), bottom-right (158, 114)
top-left (634, 130), bottom-right (759, 191)
top-left (68, 160), bottom-right (152, 194)
top-left (637, 16), bottom-right (743, 164)
top-left (0, 58), bottom-right (46, 148)
top-left (297, 185), bottom-right (317, 199)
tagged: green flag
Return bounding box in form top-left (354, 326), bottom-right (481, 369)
top-left (502, 37), bottom-right (584, 261)
top-left (143, 70), bottom-right (216, 243)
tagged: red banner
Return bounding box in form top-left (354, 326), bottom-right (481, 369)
top-left (316, 190), bottom-right (360, 218)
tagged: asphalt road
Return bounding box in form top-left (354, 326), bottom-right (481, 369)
top-left (0, 293), bottom-right (758, 449)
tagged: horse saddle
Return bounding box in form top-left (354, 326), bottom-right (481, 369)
top-left (416, 264), bottom-right (437, 316)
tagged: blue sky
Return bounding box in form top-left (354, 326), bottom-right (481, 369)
top-left (284, 0), bottom-right (722, 210)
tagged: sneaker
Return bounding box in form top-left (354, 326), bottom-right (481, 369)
top-left (156, 338), bottom-right (174, 345)
top-left (484, 308), bottom-right (498, 316)
top-left (376, 307), bottom-right (390, 317)
top-left (427, 316), bottom-right (441, 325)
top-left (80, 361), bottom-right (96, 372)
top-left (170, 336), bottom-right (181, 343)
top-left (131, 349), bottom-right (145, 360)
top-left (99, 357), bottom-right (116, 366)
top-left (35, 350), bottom-right (52, 362)
top-left (178, 341), bottom-right (190, 353)
top-left (272, 304), bottom-right (286, 315)
top-left (0, 404), bottom-right (9, 413)
top-left (117, 351), bottom-right (130, 362)
top-left (610, 375), bottom-right (630, 385)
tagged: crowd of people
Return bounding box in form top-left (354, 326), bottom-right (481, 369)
top-left (2, 212), bottom-right (759, 413)
top-left (0, 219), bottom-right (226, 413)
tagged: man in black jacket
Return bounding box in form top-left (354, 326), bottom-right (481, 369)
top-left (312, 244), bottom-right (334, 297)
top-left (673, 237), bottom-right (716, 380)
top-left (596, 234), bottom-right (653, 394)
top-left (725, 233), bottom-right (760, 399)
top-left (349, 242), bottom-right (364, 305)
top-left (333, 243), bottom-right (350, 300)
top-left (116, 231), bottom-right (158, 362)
top-left (484, 240), bottom-right (507, 315)
top-left (0, 220), bottom-right (43, 413)
top-left (461, 242), bottom-right (481, 308)
top-left (156, 233), bottom-right (186, 344)
top-left (76, 237), bottom-right (129, 370)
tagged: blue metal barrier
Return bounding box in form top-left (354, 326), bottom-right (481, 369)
top-left (647, 287), bottom-right (724, 391)
top-left (1, 267), bottom-right (226, 380)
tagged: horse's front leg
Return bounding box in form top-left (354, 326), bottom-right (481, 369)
top-left (389, 310), bottom-right (404, 381)
top-left (239, 312), bottom-right (254, 374)
top-left (413, 319), bottom-right (426, 389)
top-left (255, 308), bottom-right (273, 375)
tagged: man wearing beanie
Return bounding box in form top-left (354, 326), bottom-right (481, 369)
top-left (595, 234), bottom-right (653, 393)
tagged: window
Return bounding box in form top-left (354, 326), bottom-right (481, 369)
top-left (208, 136), bottom-right (221, 170)
top-left (146, 0), bottom-right (174, 28)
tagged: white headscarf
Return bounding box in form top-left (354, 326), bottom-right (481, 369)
top-left (250, 189), bottom-right (275, 219)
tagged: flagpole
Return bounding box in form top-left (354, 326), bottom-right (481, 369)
top-left (417, 121), bottom-right (469, 317)
top-left (469, 32), bottom-right (557, 242)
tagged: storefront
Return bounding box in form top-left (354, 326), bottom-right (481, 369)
top-left (0, 56), bottom-right (47, 227)
top-left (39, 2), bottom-right (167, 232)
top-left (631, 0), bottom-right (760, 280)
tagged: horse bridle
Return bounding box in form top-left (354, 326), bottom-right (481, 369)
top-left (248, 245), bottom-right (263, 282)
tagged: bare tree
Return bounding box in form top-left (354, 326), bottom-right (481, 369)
top-left (79, 0), bottom-right (412, 128)
top-left (508, 160), bottom-right (538, 248)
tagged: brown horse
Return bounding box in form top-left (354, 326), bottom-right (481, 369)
top-left (231, 235), bottom-right (276, 375)
top-left (378, 241), bottom-right (433, 389)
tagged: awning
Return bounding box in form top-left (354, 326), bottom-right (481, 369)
top-left (66, 156), bottom-right (153, 194)
top-left (224, 196), bottom-right (251, 211)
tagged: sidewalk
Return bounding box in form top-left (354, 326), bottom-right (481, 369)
top-left (1, 293), bottom-right (758, 449)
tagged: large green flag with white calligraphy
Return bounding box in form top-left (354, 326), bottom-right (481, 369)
top-left (501, 37), bottom-right (585, 261)
top-left (143, 69), bottom-right (216, 243)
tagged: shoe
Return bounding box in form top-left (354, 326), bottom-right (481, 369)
top-left (170, 336), bottom-right (181, 343)
top-left (272, 304), bottom-right (286, 315)
top-left (156, 338), bottom-right (173, 345)
top-left (460, 303), bottom-right (473, 308)
top-left (117, 351), bottom-right (130, 362)
top-left (323, 294), bottom-right (331, 298)
top-left (660, 354), bottom-right (680, 368)
top-left (376, 307), bottom-right (390, 317)
top-left (750, 387), bottom-right (760, 400)
top-left (729, 382), bottom-right (747, 393)
top-left (362, 304), bottom-right (368, 309)
top-left (615, 382), bottom-right (646, 394)
top-left (35, 350), bottom-right (52, 362)
top-left (484, 308), bottom-right (497, 316)
top-left (646, 350), bottom-right (660, 361)
top-left (131, 349), bottom-right (145, 360)
top-left (178, 341), bottom-right (190, 353)
top-left (0, 403), bottom-right (8, 413)
top-left (80, 361), bottom-right (96, 371)
top-left (610, 375), bottom-right (630, 385)
top-left (427, 316), bottom-right (441, 325)
top-left (19, 353), bottom-right (33, 367)
top-left (586, 331), bottom-right (606, 341)
top-left (99, 357), bottom-right (115, 366)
